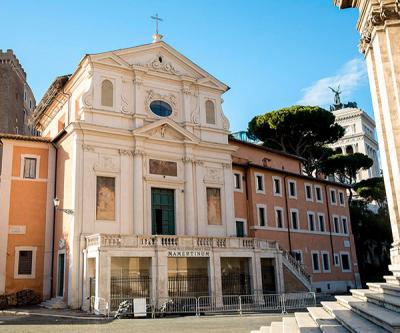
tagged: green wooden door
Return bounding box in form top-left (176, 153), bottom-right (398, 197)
top-left (152, 188), bottom-right (175, 235)
top-left (236, 221), bottom-right (245, 237)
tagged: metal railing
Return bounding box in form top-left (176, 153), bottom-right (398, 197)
top-left (106, 292), bottom-right (316, 318)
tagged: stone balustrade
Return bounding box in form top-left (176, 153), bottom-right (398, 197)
top-left (85, 233), bottom-right (278, 251)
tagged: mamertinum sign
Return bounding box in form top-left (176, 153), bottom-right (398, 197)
top-left (168, 250), bottom-right (210, 257)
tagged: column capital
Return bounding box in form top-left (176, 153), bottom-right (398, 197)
top-left (358, 2), bottom-right (400, 54)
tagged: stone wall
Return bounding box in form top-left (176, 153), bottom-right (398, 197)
top-left (283, 266), bottom-right (308, 293)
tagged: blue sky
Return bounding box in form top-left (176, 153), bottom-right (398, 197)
top-left (1, 0), bottom-right (372, 132)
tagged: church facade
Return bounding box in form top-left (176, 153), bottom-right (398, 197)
top-left (0, 38), bottom-right (360, 311)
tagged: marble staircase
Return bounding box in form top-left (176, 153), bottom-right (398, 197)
top-left (251, 275), bottom-right (400, 332)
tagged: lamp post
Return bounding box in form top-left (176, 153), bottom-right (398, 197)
top-left (53, 197), bottom-right (74, 215)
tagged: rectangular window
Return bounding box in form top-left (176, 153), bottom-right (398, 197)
top-left (315, 186), bottom-right (323, 203)
top-left (258, 206), bottom-right (266, 227)
top-left (312, 252), bottom-right (320, 272)
top-left (333, 216), bottom-right (340, 233)
top-left (340, 253), bottom-right (351, 272)
top-left (330, 189), bottom-right (337, 205)
top-left (334, 254), bottom-right (340, 267)
top-left (291, 209), bottom-right (299, 230)
top-left (339, 191), bottom-right (345, 206)
top-left (236, 221), bottom-right (245, 237)
top-left (322, 252), bottom-right (330, 272)
top-left (288, 180), bottom-right (297, 198)
top-left (233, 173), bottom-right (241, 190)
top-left (305, 184), bottom-right (313, 201)
top-left (308, 212), bottom-right (315, 231)
top-left (318, 214), bottom-right (325, 232)
top-left (23, 157), bottom-right (37, 179)
top-left (341, 217), bottom-right (348, 235)
top-left (273, 176), bottom-right (282, 196)
top-left (207, 188), bottom-right (222, 225)
top-left (18, 250), bottom-right (33, 275)
top-left (275, 208), bottom-right (284, 228)
top-left (255, 174), bottom-right (264, 193)
top-left (96, 176), bottom-right (116, 221)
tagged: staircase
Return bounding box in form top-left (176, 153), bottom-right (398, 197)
top-left (279, 246), bottom-right (312, 291)
top-left (252, 275), bottom-right (400, 332)
top-left (39, 297), bottom-right (67, 309)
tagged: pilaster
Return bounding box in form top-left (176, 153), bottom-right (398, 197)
top-left (133, 147), bottom-right (145, 235)
top-left (183, 154), bottom-right (195, 235)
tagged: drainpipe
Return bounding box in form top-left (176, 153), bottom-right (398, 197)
top-left (283, 175), bottom-right (292, 253)
top-left (323, 184), bottom-right (335, 262)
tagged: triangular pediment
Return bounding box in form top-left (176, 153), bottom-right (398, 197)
top-left (90, 41), bottom-right (228, 91)
top-left (132, 118), bottom-right (200, 143)
top-left (94, 53), bottom-right (130, 69)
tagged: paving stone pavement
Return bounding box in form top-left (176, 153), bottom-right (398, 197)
top-left (0, 313), bottom-right (294, 333)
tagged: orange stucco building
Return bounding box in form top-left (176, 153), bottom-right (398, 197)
top-left (231, 138), bottom-right (360, 292)
top-left (0, 134), bottom-right (55, 299)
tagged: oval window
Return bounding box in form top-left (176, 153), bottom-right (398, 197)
top-left (150, 100), bottom-right (172, 117)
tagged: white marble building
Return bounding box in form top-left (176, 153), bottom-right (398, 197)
top-left (330, 106), bottom-right (380, 181)
top-left (31, 36), bottom-right (311, 310)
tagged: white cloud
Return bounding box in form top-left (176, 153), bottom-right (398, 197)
top-left (297, 58), bottom-right (368, 107)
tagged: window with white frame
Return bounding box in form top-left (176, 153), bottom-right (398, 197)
top-left (311, 252), bottom-right (320, 272)
top-left (290, 209), bottom-right (299, 230)
top-left (334, 254), bottom-right (340, 267)
top-left (288, 180), bottom-right (297, 198)
top-left (339, 191), bottom-right (345, 206)
top-left (305, 184), bottom-right (313, 201)
top-left (322, 252), bottom-right (331, 272)
top-left (14, 247), bottom-right (36, 279)
top-left (307, 212), bottom-right (315, 231)
top-left (340, 252), bottom-right (351, 272)
top-left (233, 173), bottom-right (242, 191)
top-left (257, 205), bottom-right (267, 227)
top-left (23, 157), bottom-right (37, 179)
top-left (255, 174), bottom-right (265, 193)
top-left (341, 217), bottom-right (348, 235)
top-left (330, 189), bottom-right (337, 205)
top-left (315, 185), bottom-right (323, 203)
top-left (275, 207), bottom-right (284, 228)
top-left (292, 250), bottom-right (303, 263)
top-left (273, 176), bottom-right (282, 196)
top-left (318, 213), bottom-right (325, 232)
top-left (333, 216), bottom-right (340, 233)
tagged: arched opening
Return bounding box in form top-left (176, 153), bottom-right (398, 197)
top-left (335, 147), bottom-right (343, 154)
top-left (346, 145), bottom-right (354, 154)
top-left (205, 100), bottom-right (215, 125)
top-left (101, 80), bottom-right (113, 107)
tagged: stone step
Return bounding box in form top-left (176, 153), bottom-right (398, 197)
top-left (321, 301), bottom-right (389, 333)
top-left (307, 306), bottom-right (348, 332)
top-left (320, 326), bottom-right (350, 333)
top-left (350, 289), bottom-right (375, 301)
top-left (294, 312), bottom-right (321, 332)
top-left (335, 295), bottom-right (400, 332)
top-left (384, 276), bottom-right (400, 286)
top-left (259, 326), bottom-right (270, 333)
top-left (283, 317), bottom-right (300, 333)
top-left (364, 292), bottom-right (400, 313)
top-left (269, 321), bottom-right (283, 333)
top-left (367, 283), bottom-right (400, 297)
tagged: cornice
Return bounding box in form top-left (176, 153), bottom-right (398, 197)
top-left (358, 1), bottom-right (400, 54)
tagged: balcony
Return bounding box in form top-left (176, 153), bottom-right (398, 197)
top-left (85, 234), bottom-right (279, 251)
